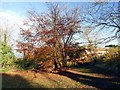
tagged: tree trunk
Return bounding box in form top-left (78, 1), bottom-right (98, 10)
top-left (61, 48), bottom-right (67, 67)
top-left (53, 58), bottom-right (58, 70)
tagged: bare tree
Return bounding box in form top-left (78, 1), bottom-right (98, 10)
top-left (81, 2), bottom-right (119, 44)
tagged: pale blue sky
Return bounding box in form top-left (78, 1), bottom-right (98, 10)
top-left (1, 2), bottom-right (89, 16)
top-left (0, 2), bottom-right (119, 57)
top-left (0, 2), bottom-right (118, 47)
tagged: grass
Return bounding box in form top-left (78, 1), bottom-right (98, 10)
top-left (1, 64), bottom-right (120, 89)
top-left (0, 68), bottom-right (12, 73)
top-left (1, 70), bottom-right (93, 88)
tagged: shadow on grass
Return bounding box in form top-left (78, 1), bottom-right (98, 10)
top-left (87, 66), bottom-right (120, 77)
top-left (70, 62), bottom-right (120, 77)
top-left (2, 73), bottom-right (44, 88)
top-left (57, 70), bottom-right (120, 89)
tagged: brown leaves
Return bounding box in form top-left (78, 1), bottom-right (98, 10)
top-left (16, 4), bottom-right (81, 69)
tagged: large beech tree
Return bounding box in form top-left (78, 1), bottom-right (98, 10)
top-left (16, 3), bottom-right (81, 70)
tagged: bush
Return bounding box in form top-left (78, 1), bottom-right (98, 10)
top-left (14, 58), bottom-right (39, 70)
top-left (95, 47), bottom-right (120, 74)
top-left (0, 42), bottom-right (15, 68)
top-left (102, 47), bottom-right (120, 62)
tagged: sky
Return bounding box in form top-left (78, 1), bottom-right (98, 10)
top-left (0, 2), bottom-right (87, 57)
top-left (0, 2), bottom-right (90, 15)
top-left (0, 2), bottom-right (119, 57)
top-left (0, 2), bottom-right (89, 42)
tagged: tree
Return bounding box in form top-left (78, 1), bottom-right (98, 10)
top-left (81, 2), bottom-right (120, 44)
top-left (16, 29), bottom-right (35, 60)
top-left (81, 26), bottom-right (100, 57)
top-left (105, 44), bottom-right (118, 47)
top-left (16, 3), bottom-right (81, 70)
top-left (0, 33), bottom-right (15, 68)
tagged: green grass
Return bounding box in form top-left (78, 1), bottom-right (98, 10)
top-left (0, 68), bottom-right (11, 72)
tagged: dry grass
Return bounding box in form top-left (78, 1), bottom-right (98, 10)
top-left (1, 70), bottom-right (95, 88)
top-left (2, 67), bottom-right (120, 89)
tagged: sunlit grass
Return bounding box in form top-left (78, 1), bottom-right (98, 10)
top-left (2, 70), bottom-right (92, 88)
top-left (0, 68), bottom-right (11, 72)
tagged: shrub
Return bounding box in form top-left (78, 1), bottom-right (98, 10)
top-left (97, 47), bottom-right (120, 74)
top-left (14, 58), bottom-right (39, 70)
top-left (0, 42), bottom-right (15, 68)
top-left (102, 47), bottom-right (120, 62)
